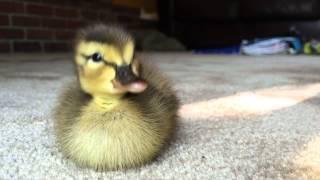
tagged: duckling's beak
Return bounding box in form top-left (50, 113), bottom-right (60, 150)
top-left (112, 65), bottom-right (147, 93)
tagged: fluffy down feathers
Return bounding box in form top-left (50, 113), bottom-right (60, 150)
top-left (54, 24), bottom-right (179, 170)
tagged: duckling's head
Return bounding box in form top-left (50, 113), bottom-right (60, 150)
top-left (74, 24), bottom-right (147, 97)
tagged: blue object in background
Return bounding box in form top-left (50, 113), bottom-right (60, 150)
top-left (240, 37), bottom-right (302, 55)
top-left (192, 37), bottom-right (303, 55)
top-left (193, 45), bottom-right (240, 54)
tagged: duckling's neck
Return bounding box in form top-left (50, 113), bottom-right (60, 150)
top-left (91, 94), bottom-right (123, 112)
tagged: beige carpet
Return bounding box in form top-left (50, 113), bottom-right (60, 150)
top-left (1, 53), bottom-right (320, 179)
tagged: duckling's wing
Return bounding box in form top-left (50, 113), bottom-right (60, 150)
top-left (128, 61), bottom-right (179, 120)
top-left (54, 79), bottom-right (91, 129)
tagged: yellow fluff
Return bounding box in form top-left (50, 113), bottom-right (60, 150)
top-left (54, 24), bottom-right (179, 171)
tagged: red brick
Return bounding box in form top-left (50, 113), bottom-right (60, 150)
top-left (44, 42), bottom-right (70, 52)
top-left (45, 0), bottom-right (75, 7)
top-left (0, 15), bottom-right (9, 26)
top-left (13, 41), bottom-right (42, 52)
top-left (99, 12), bottom-right (116, 22)
top-left (0, 28), bottom-right (24, 39)
top-left (66, 20), bottom-right (86, 29)
top-left (22, 0), bottom-right (42, 2)
top-left (42, 18), bottom-right (67, 29)
top-left (112, 5), bottom-right (140, 16)
top-left (12, 16), bottom-right (41, 27)
top-left (55, 30), bottom-right (75, 40)
top-left (0, 1), bottom-right (24, 14)
top-left (55, 7), bottom-right (79, 18)
top-left (0, 42), bottom-right (10, 52)
top-left (26, 29), bottom-right (53, 40)
top-left (78, 1), bottom-right (110, 10)
top-left (26, 4), bottom-right (53, 16)
top-left (82, 10), bottom-right (100, 20)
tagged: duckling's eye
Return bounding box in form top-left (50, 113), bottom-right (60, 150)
top-left (91, 53), bottom-right (103, 62)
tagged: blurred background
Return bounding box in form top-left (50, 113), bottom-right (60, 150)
top-left (1, 1), bottom-right (320, 178)
top-left (1, 0), bottom-right (320, 55)
top-left (0, 0), bottom-right (183, 53)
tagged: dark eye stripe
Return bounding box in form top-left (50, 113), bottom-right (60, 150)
top-left (81, 54), bottom-right (92, 60)
top-left (81, 53), bottom-right (117, 68)
top-left (103, 60), bottom-right (117, 68)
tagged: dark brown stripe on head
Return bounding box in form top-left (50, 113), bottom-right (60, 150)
top-left (76, 24), bottom-right (133, 51)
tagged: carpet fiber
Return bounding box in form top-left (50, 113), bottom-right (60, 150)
top-left (1, 54), bottom-right (320, 179)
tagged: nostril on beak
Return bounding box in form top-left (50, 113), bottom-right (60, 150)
top-left (123, 70), bottom-right (129, 77)
top-left (116, 65), bottom-right (139, 85)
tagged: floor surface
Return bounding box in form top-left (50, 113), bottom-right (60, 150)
top-left (0, 53), bottom-right (320, 179)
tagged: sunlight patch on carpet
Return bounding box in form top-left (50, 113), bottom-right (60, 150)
top-left (294, 136), bottom-right (320, 178)
top-left (179, 83), bottom-right (320, 119)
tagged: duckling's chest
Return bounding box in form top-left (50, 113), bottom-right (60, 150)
top-left (66, 101), bottom-right (163, 168)
top-left (74, 101), bottom-right (149, 136)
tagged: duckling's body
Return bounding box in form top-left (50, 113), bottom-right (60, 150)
top-left (54, 24), bottom-right (179, 170)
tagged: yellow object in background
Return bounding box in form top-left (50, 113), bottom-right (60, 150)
top-left (303, 40), bottom-right (320, 55)
top-left (304, 42), bottom-right (312, 54)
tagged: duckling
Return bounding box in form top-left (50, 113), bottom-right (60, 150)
top-left (54, 24), bottom-right (179, 171)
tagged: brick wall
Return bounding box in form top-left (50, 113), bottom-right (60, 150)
top-left (0, 0), bottom-right (151, 53)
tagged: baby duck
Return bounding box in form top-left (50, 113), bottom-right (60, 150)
top-left (54, 24), bottom-right (179, 171)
